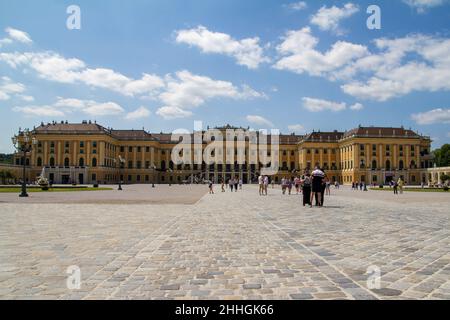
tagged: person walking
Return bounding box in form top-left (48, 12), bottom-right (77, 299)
top-left (294, 176), bottom-right (301, 194)
top-left (281, 177), bottom-right (287, 195)
top-left (393, 179), bottom-right (398, 194)
top-left (239, 179), bottom-right (243, 190)
top-left (209, 181), bottom-right (214, 194)
top-left (229, 178), bottom-right (234, 192)
top-left (287, 178), bottom-right (293, 195)
top-left (302, 173), bottom-right (312, 206)
top-left (221, 179), bottom-right (225, 192)
top-left (258, 175), bottom-right (264, 196)
top-left (263, 176), bottom-right (269, 195)
top-left (325, 177), bottom-right (331, 196)
top-left (398, 177), bottom-right (404, 194)
top-left (234, 177), bottom-right (239, 192)
top-left (311, 167), bottom-right (325, 207)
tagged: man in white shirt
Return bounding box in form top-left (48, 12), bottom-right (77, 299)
top-left (258, 175), bottom-right (264, 196)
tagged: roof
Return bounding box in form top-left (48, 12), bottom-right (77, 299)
top-left (343, 127), bottom-right (422, 139)
top-left (33, 122), bottom-right (107, 134)
top-left (111, 130), bottom-right (158, 141)
top-left (302, 131), bottom-right (344, 143)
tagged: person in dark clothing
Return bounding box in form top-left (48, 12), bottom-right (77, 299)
top-left (302, 174), bottom-right (312, 206)
top-left (311, 167), bottom-right (325, 207)
top-left (315, 172), bottom-right (327, 206)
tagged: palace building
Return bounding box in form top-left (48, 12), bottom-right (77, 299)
top-left (13, 121), bottom-right (434, 185)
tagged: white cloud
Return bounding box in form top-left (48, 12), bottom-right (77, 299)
top-left (349, 103), bottom-right (364, 111)
top-left (0, 38), bottom-right (13, 48)
top-left (5, 27), bottom-right (32, 43)
top-left (125, 106), bottom-right (151, 120)
top-left (156, 106), bottom-right (193, 120)
top-left (411, 108), bottom-right (450, 125)
top-left (13, 105), bottom-right (64, 117)
top-left (175, 26), bottom-right (270, 69)
top-left (0, 51), bottom-right (164, 97)
top-left (14, 98), bottom-right (125, 118)
top-left (340, 35), bottom-right (450, 101)
top-left (302, 97), bottom-right (347, 112)
top-left (403, 0), bottom-right (448, 13)
top-left (0, 77), bottom-right (26, 100)
top-left (274, 27), bottom-right (368, 77)
top-left (18, 94), bottom-right (34, 102)
top-left (246, 115), bottom-right (274, 127)
top-left (310, 3), bottom-right (359, 33)
top-left (288, 124), bottom-right (306, 133)
top-left (156, 70), bottom-right (265, 119)
top-left (285, 1), bottom-right (308, 11)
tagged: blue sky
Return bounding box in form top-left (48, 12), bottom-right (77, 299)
top-left (1, 0), bottom-right (450, 153)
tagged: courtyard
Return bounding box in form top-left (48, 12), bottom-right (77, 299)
top-left (0, 185), bottom-right (449, 300)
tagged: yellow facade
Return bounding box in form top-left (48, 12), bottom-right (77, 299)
top-left (13, 122), bottom-right (433, 185)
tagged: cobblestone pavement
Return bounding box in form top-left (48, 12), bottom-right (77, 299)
top-left (0, 186), bottom-right (449, 300)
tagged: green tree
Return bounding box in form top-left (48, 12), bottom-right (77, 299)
top-left (0, 170), bottom-right (14, 184)
top-left (433, 144), bottom-right (450, 167)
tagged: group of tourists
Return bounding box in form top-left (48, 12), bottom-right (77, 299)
top-left (208, 166), bottom-right (334, 208)
top-left (391, 178), bottom-right (405, 194)
top-left (209, 177), bottom-right (243, 194)
top-left (258, 175), bottom-right (270, 196)
top-left (351, 181), bottom-right (367, 191)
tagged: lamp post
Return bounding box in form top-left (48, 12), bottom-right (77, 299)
top-left (168, 168), bottom-right (173, 186)
top-left (150, 164), bottom-right (156, 188)
top-left (116, 156), bottom-right (126, 191)
top-left (12, 129), bottom-right (37, 198)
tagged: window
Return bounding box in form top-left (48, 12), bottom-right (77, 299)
top-left (64, 157), bottom-right (70, 167)
top-left (137, 161), bottom-right (142, 169)
top-left (120, 146), bottom-right (125, 152)
top-left (146, 147), bottom-right (150, 153)
top-left (92, 158), bottom-right (97, 167)
top-left (80, 141), bottom-right (84, 148)
top-left (372, 144), bottom-right (377, 156)
top-left (399, 160), bottom-right (404, 170)
top-left (136, 175), bottom-right (141, 182)
top-left (93, 141), bottom-right (97, 148)
top-left (146, 161), bottom-right (150, 169)
top-left (128, 161), bottom-right (133, 169)
top-left (79, 157), bottom-right (84, 167)
top-left (385, 160), bottom-right (391, 171)
top-left (37, 157), bottom-right (42, 166)
top-left (372, 160), bottom-right (377, 170)
top-left (307, 149), bottom-right (311, 154)
top-left (50, 157), bottom-right (55, 167)
top-left (137, 146), bottom-right (141, 153)
top-left (128, 146), bottom-right (133, 152)
top-left (91, 173), bottom-right (96, 182)
top-left (128, 175), bottom-right (132, 182)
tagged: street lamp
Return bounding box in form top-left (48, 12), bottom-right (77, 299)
top-left (11, 129), bottom-right (37, 198)
top-left (116, 155), bottom-right (126, 191)
top-left (168, 168), bottom-right (173, 186)
top-left (150, 164), bottom-right (157, 188)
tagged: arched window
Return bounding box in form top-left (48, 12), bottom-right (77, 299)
top-left (92, 158), bottom-right (97, 167)
top-left (169, 161), bottom-right (174, 170)
top-left (360, 160), bottom-right (365, 169)
top-left (79, 157), bottom-right (84, 167)
top-left (37, 157), bottom-right (42, 167)
top-left (49, 157), bottom-right (55, 167)
top-left (385, 160), bottom-right (391, 171)
top-left (64, 157), bottom-right (70, 167)
top-left (399, 160), bottom-right (404, 170)
top-left (25, 158), bottom-right (30, 166)
top-left (410, 160), bottom-right (416, 169)
top-left (372, 160), bottom-right (377, 170)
